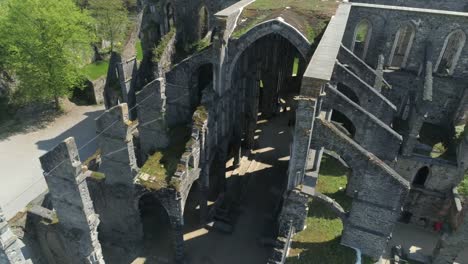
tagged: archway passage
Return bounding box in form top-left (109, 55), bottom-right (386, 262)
top-left (138, 194), bottom-right (173, 262)
top-left (412, 166), bottom-right (429, 187)
top-left (182, 32), bottom-right (308, 263)
top-left (331, 109), bottom-right (356, 138)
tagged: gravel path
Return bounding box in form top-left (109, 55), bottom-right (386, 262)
top-left (0, 104), bottom-right (104, 219)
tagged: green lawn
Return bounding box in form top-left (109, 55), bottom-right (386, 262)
top-left (83, 60), bottom-right (109, 80)
top-left (136, 40), bottom-right (144, 61)
top-left (458, 171), bottom-right (468, 197)
top-left (287, 154), bottom-right (373, 263)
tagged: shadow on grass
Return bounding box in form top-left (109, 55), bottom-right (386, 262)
top-left (287, 236), bottom-right (357, 264)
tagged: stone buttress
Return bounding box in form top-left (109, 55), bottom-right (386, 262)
top-left (39, 138), bottom-right (105, 264)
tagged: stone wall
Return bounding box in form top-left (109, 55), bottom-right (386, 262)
top-left (350, 0), bottom-right (468, 12)
top-left (341, 3), bottom-right (468, 126)
top-left (311, 119), bottom-right (409, 258)
top-left (39, 138), bottom-right (105, 264)
top-left (392, 155), bottom-right (460, 192)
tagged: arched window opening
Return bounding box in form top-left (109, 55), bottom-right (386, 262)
top-left (351, 20), bottom-right (372, 59)
top-left (166, 3), bottom-right (175, 31)
top-left (436, 30), bottom-right (466, 76)
top-left (198, 6), bottom-right (210, 39)
top-left (337, 83), bottom-right (360, 105)
top-left (389, 23), bottom-right (415, 68)
top-left (412, 166), bottom-right (429, 187)
top-left (331, 110), bottom-right (356, 138)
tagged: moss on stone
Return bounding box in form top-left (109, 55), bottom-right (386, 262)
top-left (153, 28), bottom-right (176, 63)
top-left (90, 171), bottom-right (106, 181)
top-left (137, 125), bottom-right (191, 191)
top-left (83, 148), bottom-right (102, 167)
top-left (232, 0), bottom-right (337, 42)
top-left (458, 171), bottom-right (468, 197)
top-left (193, 105), bottom-right (208, 127)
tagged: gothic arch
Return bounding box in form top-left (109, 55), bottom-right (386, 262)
top-left (435, 29), bottom-right (466, 76)
top-left (389, 22), bottom-right (416, 68)
top-left (226, 19), bottom-right (311, 91)
top-left (351, 19), bottom-right (372, 59)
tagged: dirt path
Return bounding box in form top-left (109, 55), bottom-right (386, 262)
top-left (0, 104), bottom-right (104, 219)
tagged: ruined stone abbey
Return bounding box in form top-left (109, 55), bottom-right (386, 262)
top-left (2, 0), bottom-right (468, 263)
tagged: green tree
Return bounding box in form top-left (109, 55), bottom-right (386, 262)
top-left (89, 0), bottom-right (129, 52)
top-left (0, 0), bottom-right (95, 109)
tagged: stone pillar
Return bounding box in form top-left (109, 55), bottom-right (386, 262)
top-left (374, 54), bottom-right (384, 93)
top-left (136, 78), bottom-right (169, 158)
top-left (457, 125), bottom-right (468, 172)
top-left (95, 103), bottom-right (143, 244)
top-left (0, 207), bottom-right (31, 264)
top-left (172, 224), bottom-right (185, 264)
top-left (117, 57), bottom-right (138, 120)
top-left (432, 209), bottom-right (468, 264)
top-left (401, 107), bottom-right (425, 156)
top-left (39, 137), bottom-right (105, 264)
top-left (287, 96), bottom-right (318, 190)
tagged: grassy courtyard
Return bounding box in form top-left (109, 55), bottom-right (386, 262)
top-left (287, 154), bottom-right (373, 264)
top-left (233, 0), bottom-right (338, 41)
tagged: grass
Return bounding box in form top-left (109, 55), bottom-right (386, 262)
top-left (136, 40), bottom-right (144, 61)
top-left (458, 171), bottom-right (468, 197)
top-left (292, 57), bottom-right (299, 76)
top-left (90, 171), bottom-right (106, 181)
top-left (136, 125), bottom-right (191, 191)
top-left (287, 154), bottom-right (359, 263)
top-left (232, 0), bottom-right (337, 41)
top-left (83, 60), bottom-right (109, 81)
top-left (153, 28), bottom-right (176, 63)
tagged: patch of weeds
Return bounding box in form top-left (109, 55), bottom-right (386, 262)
top-left (153, 28), bottom-right (176, 63)
top-left (137, 125), bottom-right (191, 191)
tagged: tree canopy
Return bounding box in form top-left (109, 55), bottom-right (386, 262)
top-left (89, 0), bottom-right (129, 52)
top-left (0, 0), bottom-right (95, 108)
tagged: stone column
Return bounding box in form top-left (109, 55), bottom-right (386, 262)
top-left (95, 103), bottom-right (143, 244)
top-left (374, 54), bottom-right (385, 93)
top-left (401, 107), bottom-right (425, 156)
top-left (39, 137), bottom-right (105, 264)
top-left (0, 207), bottom-right (31, 264)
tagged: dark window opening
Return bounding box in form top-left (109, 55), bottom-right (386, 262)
top-left (331, 110), bottom-right (356, 138)
top-left (337, 83), bottom-right (360, 105)
top-left (412, 166), bottom-right (429, 187)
